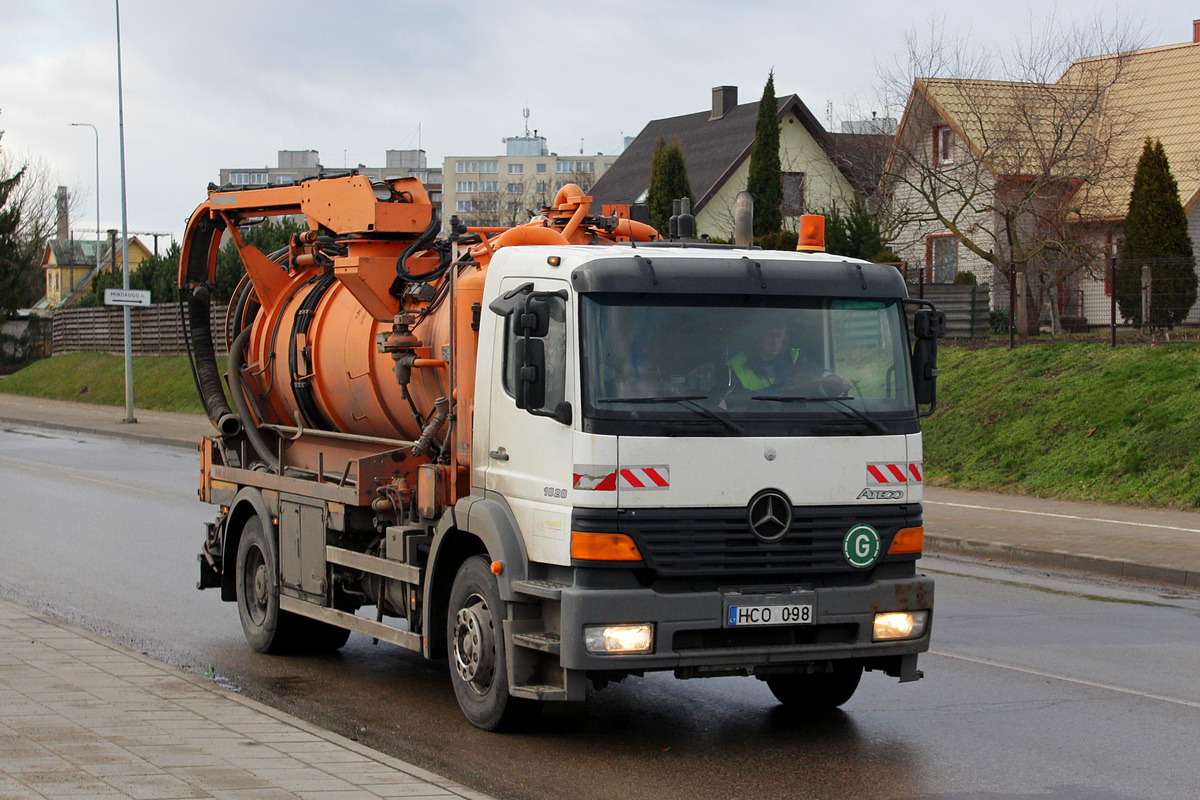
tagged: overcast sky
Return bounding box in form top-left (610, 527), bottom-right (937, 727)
top-left (2, 1), bottom-right (1197, 244)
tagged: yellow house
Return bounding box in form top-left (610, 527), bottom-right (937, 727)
top-left (40, 235), bottom-right (152, 309)
top-left (591, 86), bottom-right (869, 239)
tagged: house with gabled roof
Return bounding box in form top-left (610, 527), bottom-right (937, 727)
top-left (591, 86), bottom-right (877, 239)
top-left (38, 235), bottom-right (151, 310)
top-left (886, 25), bottom-right (1200, 326)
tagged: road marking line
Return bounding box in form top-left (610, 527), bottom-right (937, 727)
top-left (925, 500), bottom-right (1200, 535)
top-left (931, 649), bottom-right (1200, 709)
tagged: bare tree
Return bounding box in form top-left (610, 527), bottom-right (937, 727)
top-left (879, 12), bottom-right (1146, 336)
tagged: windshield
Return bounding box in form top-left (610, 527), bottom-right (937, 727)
top-left (580, 293), bottom-right (918, 437)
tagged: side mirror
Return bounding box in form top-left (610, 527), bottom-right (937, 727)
top-left (514, 338), bottom-right (545, 410)
top-left (910, 308), bottom-right (945, 416)
top-left (514, 296), bottom-right (552, 337)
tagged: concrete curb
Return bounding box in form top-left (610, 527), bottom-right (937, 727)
top-left (0, 414), bottom-right (199, 450)
top-left (926, 535), bottom-right (1200, 590)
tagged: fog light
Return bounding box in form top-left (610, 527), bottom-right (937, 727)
top-left (873, 610), bottom-right (929, 642)
top-left (584, 624), bottom-right (654, 654)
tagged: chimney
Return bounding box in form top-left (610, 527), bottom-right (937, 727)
top-left (56, 186), bottom-right (69, 241)
top-left (711, 86), bottom-right (737, 120)
top-left (1194, 19), bottom-right (1199, 43)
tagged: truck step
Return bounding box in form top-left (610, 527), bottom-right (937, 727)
top-left (511, 580), bottom-right (569, 600)
top-left (510, 684), bottom-right (568, 701)
top-left (512, 631), bottom-right (561, 654)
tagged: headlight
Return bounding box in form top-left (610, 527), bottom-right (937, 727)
top-left (584, 624), bottom-right (654, 654)
top-left (873, 610), bottom-right (929, 642)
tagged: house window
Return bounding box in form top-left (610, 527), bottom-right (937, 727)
top-left (933, 125), bottom-right (955, 165)
top-left (478, 200), bottom-right (499, 212)
top-left (251, 173), bottom-right (268, 184)
top-left (928, 235), bottom-right (958, 282)
top-left (275, 174), bottom-right (293, 184)
top-left (480, 161), bottom-right (498, 173)
top-left (456, 161), bottom-right (478, 173)
top-left (782, 172), bottom-right (806, 215)
top-left (456, 200), bottom-right (474, 212)
top-left (536, 163), bottom-right (547, 174)
top-left (507, 183), bottom-right (524, 194)
top-left (536, 181), bottom-right (548, 193)
top-left (481, 181), bottom-right (499, 193)
top-left (455, 181), bottom-right (477, 193)
top-left (508, 202), bottom-right (522, 214)
top-left (508, 163), bottom-right (523, 174)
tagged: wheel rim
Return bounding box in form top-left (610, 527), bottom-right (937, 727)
top-left (452, 592), bottom-right (496, 695)
top-left (242, 544), bottom-right (269, 626)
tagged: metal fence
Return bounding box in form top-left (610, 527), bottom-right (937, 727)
top-left (51, 303), bottom-right (230, 357)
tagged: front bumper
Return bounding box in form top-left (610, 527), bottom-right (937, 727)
top-left (557, 575), bottom-right (933, 674)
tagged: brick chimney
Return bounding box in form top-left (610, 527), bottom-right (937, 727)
top-left (55, 186), bottom-right (69, 241)
top-left (711, 86), bottom-right (737, 120)
top-left (1193, 19), bottom-right (1199, 43)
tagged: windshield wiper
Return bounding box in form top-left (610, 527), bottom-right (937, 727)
top-left (749, 395), bottom-right (889, 434)
top-left (596, 395), bottom-right (745, 435)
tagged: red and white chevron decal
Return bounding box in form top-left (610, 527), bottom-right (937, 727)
top-left (618, 467), bottom-right (670, 490)
top-left (866, 462), bottom-right (923, 485)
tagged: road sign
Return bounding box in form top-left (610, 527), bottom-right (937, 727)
top-left (104, 289), bottom-right (151, 307)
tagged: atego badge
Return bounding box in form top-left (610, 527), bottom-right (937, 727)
top-left (843, 524), bottom-right (881, 569)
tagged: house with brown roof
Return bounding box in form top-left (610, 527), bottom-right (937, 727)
top-left (39, 234), bottom-right (151, 310)
top-left (590, 86), bottom-right (877, 239)
top-left (886, 27), bottom-right (1200, 327)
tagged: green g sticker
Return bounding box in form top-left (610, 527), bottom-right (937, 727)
top-left (843, 524), bottom-right (881, 569)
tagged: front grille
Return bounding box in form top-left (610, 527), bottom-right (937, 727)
top-left (574, 504), bottom-right (919, 577)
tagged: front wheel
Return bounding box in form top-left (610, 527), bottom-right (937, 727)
top-left (766, 662), bottom-right (864, 711)
top-left (446, 556), bottom-right (541, 731)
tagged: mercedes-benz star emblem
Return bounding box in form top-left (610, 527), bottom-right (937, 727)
top-left (747, 490), bottom-right (792, 542)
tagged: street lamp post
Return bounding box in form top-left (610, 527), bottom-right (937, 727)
top-left (114, 0), bottom-right (135, 423)
top-left (68, 123), bottom-right (101, 284)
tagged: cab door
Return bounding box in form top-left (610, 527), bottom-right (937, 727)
top-left (484, 278), bottom-right (575, 566)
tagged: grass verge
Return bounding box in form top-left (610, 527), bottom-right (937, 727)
top-left (0, 353), bottom-right (207, 414)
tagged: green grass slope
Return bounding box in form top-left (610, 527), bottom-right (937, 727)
top-left (0, 353), bottom-right (207, 414)
top-left (924, 343), bottom-right (1200, 509)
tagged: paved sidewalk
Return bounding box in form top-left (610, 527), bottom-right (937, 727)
top-left (3, 393), bottom-right (1200, 588)
top-left (0, 596), bottom-right (493, 800)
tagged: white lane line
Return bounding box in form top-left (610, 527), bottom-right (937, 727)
top-left (925, 500), bottom-right (1200, 535)
top-left (931, 649), bottom-right (1200, 709)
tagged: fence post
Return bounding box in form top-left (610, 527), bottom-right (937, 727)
top-left (1141, 265), bottom-right (1152, 329)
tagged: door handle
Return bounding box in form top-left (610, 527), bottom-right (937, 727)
top-left (489, 449), bottom-right (509, 461)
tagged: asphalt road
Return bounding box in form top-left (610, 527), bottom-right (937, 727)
top-left (2, 423), bottom-right (1199, 800)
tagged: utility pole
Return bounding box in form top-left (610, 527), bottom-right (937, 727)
top-left (115, 0), bottom-right (135, 423)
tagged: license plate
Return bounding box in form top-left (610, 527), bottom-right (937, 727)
top-left (725, 600), bottom-right (814, 627)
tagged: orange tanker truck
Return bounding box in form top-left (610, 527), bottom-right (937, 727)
top-left (182, 173), bottom-right (943, 730)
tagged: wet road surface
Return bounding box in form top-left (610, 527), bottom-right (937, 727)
top-left (2, 424), bottom-right (1198, 800)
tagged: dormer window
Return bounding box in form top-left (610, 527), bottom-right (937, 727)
top-left (934, 125), bottom-right (955, 165)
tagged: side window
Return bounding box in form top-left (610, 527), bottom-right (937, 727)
top-left (502, 294), bottom-right (567, 411)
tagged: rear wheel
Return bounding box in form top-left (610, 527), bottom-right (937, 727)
top-left (766, 662), bottom-right (863, 710)
top-left (235, 515), bottom-right (349, 654)
top-left (446, 556), bottom-right (541, 731)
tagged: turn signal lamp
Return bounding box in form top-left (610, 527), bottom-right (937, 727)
top-left (584, 623), bottom-right (654, 654)
top-left (873, 610), bottom-right (929, 641)
top-left (571, 531), bottom-right (643, 561)
top-left (887, 526), bottom-right (925, 555)
top-left (796, 214), bottom-right (826, 252)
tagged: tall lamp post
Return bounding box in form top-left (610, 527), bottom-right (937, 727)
top-left (114, 0), bottom-right (135, 423)
top-left (68, 123), bottom-right (101, 284)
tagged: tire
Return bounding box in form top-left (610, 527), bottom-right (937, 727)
top-left (446, 556), bottom-right (541, 731)
top-left (235, 515), bottom-right (350, 654)
top-left (766, 662), bottom-right (864, 711)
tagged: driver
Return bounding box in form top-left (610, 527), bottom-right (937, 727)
top-left (728, 319), bottom-right (850, 393)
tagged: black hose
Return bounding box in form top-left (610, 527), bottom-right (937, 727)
top-left (389, 213), bottom-right (447, 296)
top-left (181, 216), bottom-right (240, 438)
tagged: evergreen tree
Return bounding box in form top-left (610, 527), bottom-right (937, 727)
top-left (820, 197), bottom-right (889, 261)
top-left (746, 71), bottom-right (782, 236)
top-left (1115, 139), bottom-right (1197, 326)
top-left (0, 130), bottom-right (28, 319)
top-left (645, 137), bottom-right (693, 236)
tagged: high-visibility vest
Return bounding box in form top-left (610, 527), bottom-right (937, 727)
top-left (728, 349), bottom-right (803, 390)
